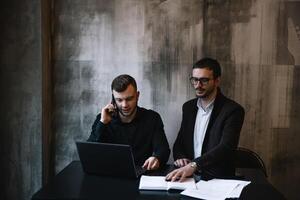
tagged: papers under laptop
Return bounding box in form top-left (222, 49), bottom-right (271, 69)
top-left (76, 141), bottom-right (146, 179)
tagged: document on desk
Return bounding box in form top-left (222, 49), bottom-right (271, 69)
top-left (139, 175), bottom-right (196, 191)
top-left (181, 179), bottom-right (251, 200)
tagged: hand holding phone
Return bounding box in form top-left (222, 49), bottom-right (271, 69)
top-left (110, 94), bottom-right (118, 117)
top-left (100, 95), bottom-right (118, 124)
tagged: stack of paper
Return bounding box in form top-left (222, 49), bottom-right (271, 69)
top-left (139, 175), bottom-right (197, 191)
top-left (181, 179), bottom-right (251, 200)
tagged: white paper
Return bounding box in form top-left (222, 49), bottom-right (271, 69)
top-left (227, 180), bottom-right (250, 198)
top-left (167, 178), bottom-right (197, 190)
top-left (181, 178), bottom-right (251, 200)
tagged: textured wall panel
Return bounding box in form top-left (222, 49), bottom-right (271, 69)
top-left (142, 0), bottom-right (203, 150)
top-left (0, 1), bottom-right (42, 200)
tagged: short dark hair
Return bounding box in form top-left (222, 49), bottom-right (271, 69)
top-left (111, 74), bottom-right (137, 92)
top-left (193, 57), bottom-right (221, 78)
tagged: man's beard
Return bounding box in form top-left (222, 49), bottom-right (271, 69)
top-left (196, 88), bottom-right (214, 99)
top-left (119, 105), bottom-right (137, 117)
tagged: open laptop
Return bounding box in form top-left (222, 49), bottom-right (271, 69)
top-left (76, 141), bottom-right (146, 179)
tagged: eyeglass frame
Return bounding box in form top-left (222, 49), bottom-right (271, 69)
top-left (189, 76), bottom-right (213, 86)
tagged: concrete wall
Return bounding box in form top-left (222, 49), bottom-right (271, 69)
top-left (0, 0), bottom-right (42, 200)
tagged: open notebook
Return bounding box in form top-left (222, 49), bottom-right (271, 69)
top-left (139, 175), bottom-right (196, 190)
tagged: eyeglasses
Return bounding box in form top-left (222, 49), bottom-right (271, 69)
top-left (189, 77), bottom-right (212, 86)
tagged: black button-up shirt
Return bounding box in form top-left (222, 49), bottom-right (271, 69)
top-left (88, 107), bottom-right (170, 166)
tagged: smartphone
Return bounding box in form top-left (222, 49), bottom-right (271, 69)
top-left (110, 94), bottom-right (118, 117)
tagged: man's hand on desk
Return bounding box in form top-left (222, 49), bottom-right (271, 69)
top-left (142, 156), bottom-right (160, 170)
top-left (165, 162), bottom-right (196, 182)
top-left (174, 158), bottom-right (191, 167)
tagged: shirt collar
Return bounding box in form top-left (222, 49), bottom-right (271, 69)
top-left (197, 98), bottom-right (215, 112)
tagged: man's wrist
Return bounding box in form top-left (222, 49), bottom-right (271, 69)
top-left (100, 118), bottom-right (109, 124)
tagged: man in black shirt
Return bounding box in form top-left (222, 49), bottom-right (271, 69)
top-left (88, 74), bottom-right (170, 170)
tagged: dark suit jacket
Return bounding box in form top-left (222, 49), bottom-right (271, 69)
top-left (173, 89), bottom-right (245, 179)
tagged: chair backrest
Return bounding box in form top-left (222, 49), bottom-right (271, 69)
top-left (235, 147), bottom-right (267, 177)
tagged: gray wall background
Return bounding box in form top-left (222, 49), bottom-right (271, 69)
top-left (1, 0), bottom-right (300, 199)
top-left (0, 0), bottom-right (42, 200)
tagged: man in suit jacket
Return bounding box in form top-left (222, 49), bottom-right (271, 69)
top-left (166, 58), bottom-right (245, 182)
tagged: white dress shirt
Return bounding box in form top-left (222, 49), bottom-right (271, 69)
top-left (193, 98), bottom-right (215, 158)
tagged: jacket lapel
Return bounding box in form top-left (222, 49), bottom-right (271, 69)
top-left (188, 98), bottom-right (198, 158)
top-left (208, 91), bottom-right (224, 131)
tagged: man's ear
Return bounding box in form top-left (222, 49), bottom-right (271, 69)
top-left (137, 91), bottom-right (140, 100)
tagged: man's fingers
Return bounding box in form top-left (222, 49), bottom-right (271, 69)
top-left (142, 160), bottom-right (149, 169)
top-left (143, 157), bottom-right (159, 170)
top-left (150, 159), bottom-right (158, 169)
top-left (183, 159), bottom-right (190, 166)
top-left (176, 159), bottom-right (184, 167)
top-left (171, 170), bottom-right (182, 182)
top-left (103, 104), bottom-right (114, 112)
top-left (166, 169), bottom-right (181, 182)
top-left (147, 159), bottom-right (153, 170)
top-left (166, 170), bottom-right (177, 180)
top-left (149, 162), bottom-right (155, 170)
top-left (147, 161), bottom-right (152, 170)
top-left (179, 171), bottom-right (187, 182)
top-left (174, 160), bottom-right (179, 167)
top-left (175, 159), bottom-right (191, 167)
top-left (167, 165), bottom-right (195, 182)
top-left (100, 104), bottom-right (115, 124)
top-left (178, 159), bottom-right (184, 167)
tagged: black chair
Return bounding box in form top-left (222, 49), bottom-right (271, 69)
top-left (235, 147), bottom-right (267, 177)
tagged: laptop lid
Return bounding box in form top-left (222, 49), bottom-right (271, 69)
top-left (76, 141), bottom-right (143, 179)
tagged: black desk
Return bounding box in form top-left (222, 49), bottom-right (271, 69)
top-left (32, 161), bottom-right (285, 200)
